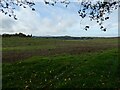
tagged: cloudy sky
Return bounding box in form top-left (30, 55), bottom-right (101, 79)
top-left (0, 1), bottom-right (118, 37)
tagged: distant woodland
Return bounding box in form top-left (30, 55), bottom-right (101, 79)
top-left (1, 33), bottom-right (32, 37)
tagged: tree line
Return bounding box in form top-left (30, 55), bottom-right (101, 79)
top-left (2, 33), bottom-right (32, 37)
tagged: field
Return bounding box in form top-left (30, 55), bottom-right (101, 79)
top-left (2, 37), bottom-right (120, 89)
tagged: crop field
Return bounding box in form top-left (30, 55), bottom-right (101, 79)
top-left (2, 37), bottom-right (120, 89)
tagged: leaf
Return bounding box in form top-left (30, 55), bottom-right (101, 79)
top-left (103, 28), bottom-right (106, 31)
top-left (85, 26), bottom-right (89, 28)
top-left (105, 17), bottom-right (109, 20)
top-left (45, 1), bottom-right (49, 4)
top-left (100, 26), bottom-right (104, 29)
top-left (32, 8), bottom-right (35, 11)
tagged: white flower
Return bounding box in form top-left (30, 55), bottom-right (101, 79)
top-left (102, 83), bottom-right (105, 85)
top-left (29, 79), bottom-right (31, 83)
top-left (25, 85), bottom-right (29, 89)
top-left (83, 83), bottom-right (85, 86)
top-left (45, 78), bottom-right (47, 82)
top-left (68, 78), bottom-right (71, 81)
top-left (50, 84), bottom-right (52, 86)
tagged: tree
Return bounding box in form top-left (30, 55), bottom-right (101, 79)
top-left (0, 0), bottom-right (119, 31)
top-left (2, 32), bottom-right (32, 37)
top-left (0, 0), bottom-right (35, 20)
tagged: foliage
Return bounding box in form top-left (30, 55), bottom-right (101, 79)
top-left (0, 0), bottom-right (35, 20)
top-left (2, 33), bottom-right (32, 37)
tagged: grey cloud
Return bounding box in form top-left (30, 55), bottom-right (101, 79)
top-left (0, 15), bottom-right (16, 33)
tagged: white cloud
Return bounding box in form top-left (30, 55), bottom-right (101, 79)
top-left (0, 2), bottom-right (78, 36)
top-left (0, 2), bottom-right (118, 37)
top-left (34, 0), bottom-right (104, 3)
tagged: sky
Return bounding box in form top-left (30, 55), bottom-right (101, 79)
top-left (0, 1), bottom-right (119, 37)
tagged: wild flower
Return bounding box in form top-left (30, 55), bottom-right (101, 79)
top-left (29, 79), bottom-right (31, 83)
top-left (68, 78), bottom-right (71, 81)
top-left (83, 83), bottom-right (85, 86)
top-left (102, 82), bottom-right (105, 85)
top-left (50, 84), bottom-right (52, 86)
top-left (45, 78), bottom-right (47, 82)
top-left (34, 74), bottom-right (37, 77)
top-left (25, 81), bottom-right (27, 83)
top-left (25, 85), bottom-right (29, 89)
top-left (74, 74), bottom-right (76, 76)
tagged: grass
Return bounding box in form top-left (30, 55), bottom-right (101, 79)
top-left (2, 48), bottom-right (120, 89)
top-left (2, 37), bottom-right (118, 62)
top-left (2, 37), bottom-right (120, 89)
top-left (2, 37), bottom-right (118, 51)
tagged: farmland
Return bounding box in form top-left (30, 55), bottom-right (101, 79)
top-left (2, 37), bottom-right (120, 89)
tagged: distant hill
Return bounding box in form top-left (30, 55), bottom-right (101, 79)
top-left (33, 36), bottom-right (119, 40)
top-left (1, 33), bottom-right (119, 40)
top-left (33, 36), bottom-right (94, 40)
